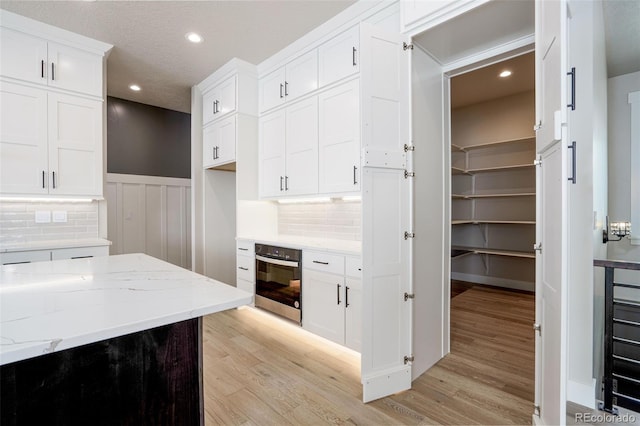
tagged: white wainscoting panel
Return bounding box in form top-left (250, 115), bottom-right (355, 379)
top-left (106, 173), bottom-right (191, 269)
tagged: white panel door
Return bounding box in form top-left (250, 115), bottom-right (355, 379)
top-left (284, 49), bottom-right (318, 102)
top-left (535, 1), bottom-right (569, 423)
top-left (302, 269), bottom-right (345, 345)
top-left (285, 96), bottom-right (318, 196)
top-left (318, 26), bottom-right (360, 87)
top-left (202, 123), bottom-right (217, 169)
top-left (216, 75), bottom-right (237, 118)
top-left (47, 42), bottom-right (103, 97)
top-left (202, 89), bottom-right (217, 126)
top-left (360, 23), bottom-right (412, 402)
top-left (0, 82), bottom-right (48, 194)
top-left (259, 67), bottom-right (286, 112)
top-left (48, 92), bottom-right (102, 196)
top-left (215, 115), bottom-right (237, 167)
top-left (318, 79), bottom-right (360, 194)
top-left (259, 109), bottom-right (286, 197)
top-left (0, 27), bottom-right (47, 85)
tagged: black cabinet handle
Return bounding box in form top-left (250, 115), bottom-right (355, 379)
top-left (352, 47), bottom-right (357, 66)
top-left (41, 60), bottom-right (45, 78)
top-left (52, 171), bottom-right (56, 189)
top-left (345, 286), bottom-right (350, 307)
top-left (567, 67), bottom-right (576, 110)
top-left (71, 256), bottom-right (93, 259)
top-left (238, 247), bottom-right (248, 251)
top-left (337, 284), bottom-right (341, 305)
top-left (238, 266), bottom-right (249, 271)
top-left (284, 81), bottom-right (289, 97)
top-left (285, 176), bottom-right (289, 191)
top-left (280, 83), bottom-right (284, 99)
top-left (568, 141), bottom-right (577, 184)
top-left (353, 165), bottom-right (358, 185)
top-left (280, 176), bottom-right (284, 191)
top-left (42, 170), bottom-right (45, 188)
top-left (51, 63), bottom-right (55, 81)
top-left (312, 260), bottom-right (329, 265)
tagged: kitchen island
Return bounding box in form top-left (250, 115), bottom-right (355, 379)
top-left (0, 253), bottom-right (252, 425)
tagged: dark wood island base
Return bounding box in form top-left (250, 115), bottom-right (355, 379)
top-left (1, 317), bottom-right (203, 426)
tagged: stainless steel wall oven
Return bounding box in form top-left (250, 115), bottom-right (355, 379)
top-left (254, 244), bottom-right (302, 324)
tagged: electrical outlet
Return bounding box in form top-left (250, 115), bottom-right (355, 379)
top-left (35, 210), bottom-right (51, 223)
top-left (52, 210), bottom-right (68, 223)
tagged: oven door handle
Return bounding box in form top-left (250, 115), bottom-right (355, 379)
top-left (255, 255), bottom-right (299, 268)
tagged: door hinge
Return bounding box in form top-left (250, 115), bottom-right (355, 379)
top-left (533, 323), bottom-right (541, 336)
top-left (403, 42), bottom-right (414, 51)
top-left (533, 243), bottom-right (542, 253)
top-left (404, 170), bottom-right (415, 179)
top-left (404, 143), bottom-right (415, 152)
top-left (534, 120), bottom-right (542, 132)
top-left (534, 404), bottom-right (541, 417)
top-left (404, 292), bottom-right (415, 301)
top-left (534, 158), bottom-right (542, 166)
top-left (404, 355), bottom-right (414, 364)
top-left (404, 231), bottom-right (415, 240)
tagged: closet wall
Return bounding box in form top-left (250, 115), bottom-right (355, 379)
top-left (450, 89), bottom-right (536, 291)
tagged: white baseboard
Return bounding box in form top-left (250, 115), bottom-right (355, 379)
top-left (568, 378), bottom-right (597, 409)
top-left (362, 365), bottom-right (411, 403)
top-left (451, 272), bottom-right (535, 292)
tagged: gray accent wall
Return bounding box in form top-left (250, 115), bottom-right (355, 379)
top-left (107, 97), bottom-right (191, 178)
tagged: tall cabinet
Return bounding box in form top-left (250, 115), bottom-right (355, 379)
top-left (0, 12), bottom-right (112, 198)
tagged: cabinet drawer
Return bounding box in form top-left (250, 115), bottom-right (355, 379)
top-left (51, 246), bottom-right (109, 260)
top-left (345, 256), bottom-right (362, 277)
top-left (236, 255), bottom-right (255, 282)
top-left (236, 278), bottom-right (255, 300)
top-left (236, 240), bottom-right (255, 256)
top-left (0, 250), bottom-right (51, 265)
top-left (303, 250), bottom-right (344, 275)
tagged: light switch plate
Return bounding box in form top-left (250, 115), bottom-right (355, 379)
top-left (53, 210), bottom-right (68, 223)
top-left (35, 210), bottom-right (51, 223)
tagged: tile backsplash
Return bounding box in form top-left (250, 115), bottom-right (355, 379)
top-left (278, 200), bottom-right (361, 241)
top-left (0, 201), bottom-right (99, 245)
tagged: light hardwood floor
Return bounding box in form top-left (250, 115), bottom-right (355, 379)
top-left (202, 285), bottom-right (535, 425)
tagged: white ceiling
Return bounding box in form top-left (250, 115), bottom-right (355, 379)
top-left (0, 0), bottom-right (356, 113)
top-left (1, 0), bottom-right (637, 114)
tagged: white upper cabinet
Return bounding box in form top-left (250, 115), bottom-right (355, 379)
top-left (259, 96), bottom-right (318, 198)
top-left (318, 26), bottom-right (360, 87)
top-left (202, 75), bottom-right (237, 125)
top-left (318, 79), bottom-right (360, 194)
top-left (203, 115), bottom-right (236, 169)
top-left (0, 27), bottom-right (103, 98)
top-left (0, 82), bottom-right (102, 196)
top-left (259, 49), bottom-right (318, 113)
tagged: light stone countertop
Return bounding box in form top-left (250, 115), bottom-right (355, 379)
top-left (236, 235), bottom-right (361, 256)
top-left (0, 253), bottom-right (252, 365)
top-left (0, 238), bottom-right (112, 253)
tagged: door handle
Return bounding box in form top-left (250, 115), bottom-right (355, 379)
top-left (352, 47), bottom-right (357, 66)
top-left (280, 176), bottom-right (284, 191)
top-left (345, 286), bottom-right (350, 307)
top-left (52, 171), bottom-right (56, 189)
top-left (42, 170), bottom-right (46, 188)
top-left (280, 83), bottom-right (284, 99)
top-left (41, 60), bottom-right (45, 78)
top-left (51, 63), bottom-right (55, 81)
top-left (353, 165), bottom-right (358, 185)
top-left (312, 260), bottom-right (329, 265)
top-left (337, 284), bottom-right (341, 305)
top-left (238, 266), bottom-right (249, 271)
top-left (567, 67), bottom-right (576, 110)
top-left (284, 81), bottom-right (289, 97)
top-left (568, 141), bottom-right (576, 184)
top-left (285, 175), bottom-right (289, 191)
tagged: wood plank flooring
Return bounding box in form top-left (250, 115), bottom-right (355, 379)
top-left (202, 285), bottom-right (535, 425)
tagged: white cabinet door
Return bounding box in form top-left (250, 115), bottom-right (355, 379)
top-left (47, 42), bottom-right (103, 97)
top-left (259, 67), bottom-right (286, 112)
top-left (345, 276), bottom-right (362, 352)
top-left (48, 92), bottom-right (102, 196)
top-left (0, 250), bottom-right (51, 265)
top-left (216, 75), bottom-right (237, 117)
top-left (202, 123), bottom-right (217, 169)
top-left (259, 109), bottom-right (286, 197)
top-left (318, 79), bottom-right (360, 194)
top-left (216, 115), bottom-right (236, 166)
top-left (302, 269), bottom-right (345, 345)
top-left (285, 49), bottom-right (318, 102)
top-left (0, 82), bottom-right (48, 195)
top-left (285, 97), bottom-right (318, 196)
top-left (0, 27), bottom-right (47, 85)
top-left (318, 26), bottom-right (359, 87)
top-left (202, 89), bottom-right (217, 125)
top-left (51, 246), bottom-right (109, 260)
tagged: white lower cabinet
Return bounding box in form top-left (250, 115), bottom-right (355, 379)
top-left (302, 250), bottom-right (361, 352)
top-left (236, 240), bottom-right (255, 303)
top-left (0, 245), bottom-right (108, 265)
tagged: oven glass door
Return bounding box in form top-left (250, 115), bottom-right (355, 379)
top-left (255, 256), bottom-right (301, 309)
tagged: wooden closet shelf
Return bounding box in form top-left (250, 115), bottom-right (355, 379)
top-left (451, 136), bottom-right (535, 152)
top-left (466, 163), bottom-right (535, 173)
top-left (451, 246), bottom-right (535, 259)
top-left (452, 192), bottom-right (535, 199)
top-left (451, 166), bottom-right (469, 175)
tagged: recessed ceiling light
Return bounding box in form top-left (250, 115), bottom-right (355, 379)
top-left (499, 70), bottom-right (512, 78)
top-left (185, 32), bottom-right (203, 43)
top-left (129, 84), bottom-right (141, 92)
